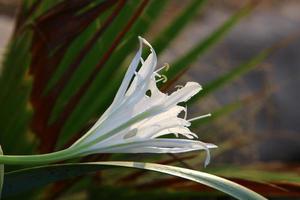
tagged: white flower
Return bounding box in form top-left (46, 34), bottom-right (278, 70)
top-left (70, 37), bottom-right (216, 166)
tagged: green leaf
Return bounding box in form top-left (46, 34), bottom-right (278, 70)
top-left (205, 166), bottom-right (300, 183)
top-left (56, 0), bottom-right (168, 148)
top-left (191, 99), bottom-right (244, 128)
top-left (0, 31), bottom-right (33, 154)
top-left (189, 47), bottom-right (271, 104)
top-left (153, 0), bottom-right (208, 55)
top-left (164, 2), bottom-right (256, 83)
top-left (88, 185), bottom-right (218, 199)
top-left (0, 146), bottom-right (3, 198)
top-left (2, 161), bottom-right (266, 200)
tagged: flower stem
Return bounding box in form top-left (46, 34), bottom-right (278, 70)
top-left (0, 147), bottom-right (78, 165)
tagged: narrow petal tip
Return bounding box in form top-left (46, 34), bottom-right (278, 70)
top-left (138, 36), bottom-right (155, 53)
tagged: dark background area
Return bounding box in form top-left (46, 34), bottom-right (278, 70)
top-left (149, 0), bottom-right (300, 164)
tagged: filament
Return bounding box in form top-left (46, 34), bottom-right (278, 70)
top-left (188, 113), bottom-right (212, 122)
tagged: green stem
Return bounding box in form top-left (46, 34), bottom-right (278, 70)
top-left (0, 147), bottom-right (79, 165)
top-left (0, 107), bottom-right (158, 165)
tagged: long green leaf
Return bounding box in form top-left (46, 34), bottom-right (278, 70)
top-left (0, 146), bottom-right (3, 198)
top-left (106, 162), bottom-right (267, 200)
top-left (189, 47), bottom-right (271, 104)
top-left (205, 166), bottom-right (300, 183)
top-left (2, 161), bottom-right (266, 199)
top-left (57, 0), bottom-right (168, 148)
top-left (191, 99), bottom-right (244, 128)
top-left (164, 2), bottom-right (256, 83)
top-left (0, 31), bottom-right (33, 155)
top-left (88, 186), bottom-right (220, 199)
top-left (153, 0), bottom-right (207, 55)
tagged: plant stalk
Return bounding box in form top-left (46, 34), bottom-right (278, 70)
top-left (0, 147), bottom-right (78, 165)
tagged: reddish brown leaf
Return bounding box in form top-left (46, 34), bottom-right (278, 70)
top-left (30, 0), bottom-right (117, 102)
top-left (28, 0), bottom-right (119, 152)
top-left (37, 0), bottom-right (149, 153)
top-left (119, 154), bottom-right (196, 183)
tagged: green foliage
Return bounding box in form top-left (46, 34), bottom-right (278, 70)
top-left (0, 31), bottom-right (34, 154)
top-left (57, 0), bottom-right (169, 148)
top-left (163, 2), bottom-right (256, 84)
top-left (205, 166), bottom-right (300, 183)
top-left (153, 0), bottom-right (208, 55)
top-left (191, 100), bottom-right (244, 128)
top-left (0, 146), bottom-right (3, 198)
top-left (190, 47), bottom-right (272, 104)
top-left (2, 161), bottom-right (267, 200)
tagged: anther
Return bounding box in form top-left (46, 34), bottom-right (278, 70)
top-left (155, 63), bottom-right (170, 73)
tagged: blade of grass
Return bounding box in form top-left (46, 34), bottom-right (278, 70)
top-left (0, 146), bottom-right (3, 198)
top-left (2, 161), bottom-right (267, 200)
top-left (30, 0), bottom-right (116, 102)
top-left (57, 0), bottom-right (168, 149)
top-left (55, 0), bottom-right (165, 148)
top-left (192, 101), bottom-right (243, 128)
top-left (135, 176), bottom-right (300, 197)
top-left (119, 155), bottom-right (196, 183)
top-left (13, 0), bottom-right (43, 34)
top-left (189, 30), bottom-right (300, 104)
top-left (153, 0), bottom-right (208, 55)
top-left (189, 50), bottom-right (271, 104)
top-left (0, 31), bottom-right (33, 154)
top-left (28, 0), bottom-right (119, 152)
top-left (163, 1), bottom-right (257, 87)
top-left (204, 166), bottom-right (300, 183)
top-left (190, 92), bottom-right (264, 128)
top-left (38, 0), bottom-right (150, 152)
top-left (46, 1), bottom-right (136, 115)
top-left (30, 1), bottom-right (126, 149)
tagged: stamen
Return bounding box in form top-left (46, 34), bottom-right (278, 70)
top-left (161, 75), bottom-right (167, 83)
top-left (183, 105), bottom-right (187, 120)
top-left (154, 72), bottom-right (162, 78)
top-left (154, 63), bottom-right (169, 83)
top-left (155, 63), bottom-right (170, 73)
top-left (188, 113), bottom-right (212, 122)
top-left (155, 78), bottom-right (164, 83)
top-left (155, 74), bottom-right (168, 83)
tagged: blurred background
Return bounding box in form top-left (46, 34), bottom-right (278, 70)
top-left (0, 0), bottom-right (299, 199)
top-left (151, 0), bottom-right (300, 165)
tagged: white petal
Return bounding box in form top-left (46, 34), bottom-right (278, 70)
top-left (125, 41), bottom-right (157, 100)
top-left (70, 37), bottom-right (216, 167)
top-left (84, 139), bottom-right (217, 166)
top-left (100, 37), bottom-right (143, 118)
top-left (164, 82), bottom-right (202, 108)
top-left (72, 37), bottom-right (156, 147)
top-left (151, 127), bottom-right (198, 139)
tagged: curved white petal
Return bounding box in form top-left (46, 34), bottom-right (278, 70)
top-left (72, 38), bottom-right (144, 146)
top-left (83, 139), bottom-right (217, 166)
top-left (164, 82), bottom-right (202, 108)
top-left (98, 37), bottom-right (143, 119)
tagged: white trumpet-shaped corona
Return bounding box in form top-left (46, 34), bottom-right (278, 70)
top-left (70, 37), bottom-right (217, 166)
